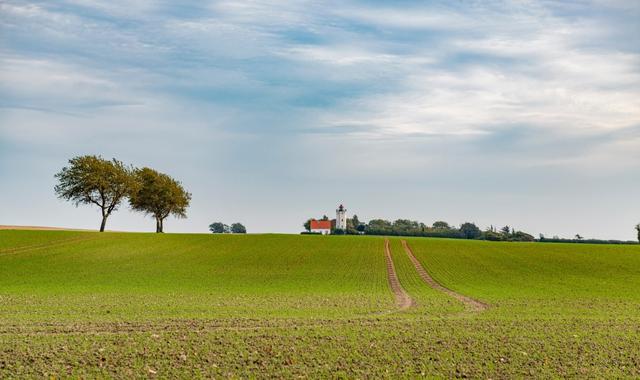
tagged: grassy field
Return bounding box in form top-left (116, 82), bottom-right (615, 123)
top-left (1, 230), bottom-right (639, 378)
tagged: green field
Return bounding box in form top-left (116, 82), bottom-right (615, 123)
top-left (1, 231), bottom-right (639, 378)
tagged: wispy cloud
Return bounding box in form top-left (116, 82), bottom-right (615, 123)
top-left (1, 0), bottom-right (639, 238)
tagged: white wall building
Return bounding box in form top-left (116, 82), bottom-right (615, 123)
top-left (336, 204), bottom-right (347, 230)
top-left (310, 219), bottom-right (332, 235)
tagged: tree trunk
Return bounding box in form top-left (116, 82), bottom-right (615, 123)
top-left (156, 217), bottom-right (165, 233)
top-left (100, 215), bottom-right (107, 232)
top-left (159, 218), bottom-right (164, 233)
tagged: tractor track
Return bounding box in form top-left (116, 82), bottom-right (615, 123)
top-left (401, 240), bottom-right (488, 312)
top-left (0, 235), bottom-right (102, 256)
top-left (384, 238), bottom-right (414, 310)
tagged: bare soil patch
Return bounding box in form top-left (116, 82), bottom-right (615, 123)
top-left (401, 240), bottom-right (488, 312)
top-left (384, 238), bottom-right (414, 310)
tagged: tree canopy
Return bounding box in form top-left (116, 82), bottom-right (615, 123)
top-left (209, 222), bottom-right (229, 234)
top-left (54, 155), bottom-right (135, 232)
top-left (459, 222), bottom-right (482, 239)
top-left (231, 223), bottom-right (247, 234)
top-left (129, 167), bottom-right (191, 233)
top-left (432, 221), bottom-right (450, 229)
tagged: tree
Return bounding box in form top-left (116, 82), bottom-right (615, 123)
top-left (432, 221), bottom-right (450, 229)
top-left (636, 224), bottom-right (640, 243)
top-left (321, 215), bottom-right (329, 221)
top-left (482, 229), bottom-right (504, 241)
top-left (575, 234), bottom-right (583, 240)
top-left (54, 155), bottom-right (134, 232)
top-left (209, 222), bottom-right (228, 233)
top-left (366, 219), bottom-right (393, 235)
top-left (501, 225), bottom-right (511, 235)
top-left (393, 219), bottom-right (421, 236)
top-left (303, 219), bottom-right (311, 232)
top-left (511, 231), bottom-right (535, 242)
top-left (129, 167), bottom-right (191, 233)
top-left (231, 223), bottom-right (247, 234)
top-left (460, 222), bottom-right (482, 239)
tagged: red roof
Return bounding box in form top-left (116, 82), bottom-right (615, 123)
top-left (310, 219), bottom-right (332, 230)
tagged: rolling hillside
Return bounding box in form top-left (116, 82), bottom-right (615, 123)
top-left (1, 230), bottom-right (638, 378)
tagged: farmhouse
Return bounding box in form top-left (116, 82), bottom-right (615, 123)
top-left (309, 204), bottom-right (347, 235)
top-left (310, 219), bottom-right (332, 235)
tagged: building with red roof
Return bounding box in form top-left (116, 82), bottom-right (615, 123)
top-left (310, 219), bottom-right (333, 235)
top-left (308, 204), bottom-right (347, 235)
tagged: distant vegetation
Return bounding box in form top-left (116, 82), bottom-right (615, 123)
top-left (363, 219), bottom-right (535, 241)
top-left (304, 216), bottom-right (536, 242)
top-left (209, 222), bottom-right (247, 234)
top-left (54, 155), bottom-right (190, 232)
top-left (538, 235), bottom-right (638, 245)
top-left (305, 215), bottom-right (639, 244)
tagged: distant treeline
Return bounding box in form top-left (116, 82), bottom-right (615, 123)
top-left (305, 216), bottom-right (640, 244)
top-left (361, 219), bottom-right (535, 242)
top-left (305, 216), bottom-right (536, 242)
top-left (538, 236), bottom-right (638, 245)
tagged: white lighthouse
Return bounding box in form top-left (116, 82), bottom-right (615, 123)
top-left (336, 204), bottom-right (347, 230)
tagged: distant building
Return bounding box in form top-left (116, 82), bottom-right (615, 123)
top-left (335, 204), bottom-right (347, 230)
top-left (308, 204), bottom-right (347, 235)
top-left (310, 219), bottom-right (332, 235)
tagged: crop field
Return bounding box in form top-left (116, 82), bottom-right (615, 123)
top-left (1, 230), bottom-right (639, 378)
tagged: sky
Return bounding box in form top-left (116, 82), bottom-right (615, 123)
top-left (1, 0), bottom-right (639, 239)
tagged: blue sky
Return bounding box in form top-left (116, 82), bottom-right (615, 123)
top-left (1, 0), bottom-right (639, 239)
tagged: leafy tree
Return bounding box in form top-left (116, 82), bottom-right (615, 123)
top-left (303, 219), bottom-right (311, 232)
top-left (501, 225), bottom-right (511, 235)
top-left (352, 215), bottom-right (361, 227)
top-left (231, 223), bottom-right (247, 234)
top-left (321, 215), bottom-right (329, 221)
top-left (511, 231), bottom-right (535, 242)
top-left (460, 222), bottom-right (482, 239)
top-left (575, 234), bottom-right (583, 240)
top-left (54, 155), bottom-right (134, 232)
top-left (209, 222), bottom-right (228, 233)
top-left (482, 230), bottom-right (504, 241)
top-left (356, 223), bottom-right (366, 233)
top-left (367, 219), bottom-right (393, 235)
top-left (432, 221), bottom-right (450, 229)
top-left (129, 167), bottom-right (191, 233)
top-left (636, 224), bottom-right (640, 243)
top-left (392, 219), bottom-right (421, 235)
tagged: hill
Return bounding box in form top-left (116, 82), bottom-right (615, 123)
top-left (1, 230), bottom-right (638, 378)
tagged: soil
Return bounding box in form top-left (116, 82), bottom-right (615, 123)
top-left (401, 240), bottom-right (488, 312)
top-left (384, 238), bottom-right (414, 310)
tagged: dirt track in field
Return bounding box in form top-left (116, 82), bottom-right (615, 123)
top-left (401, 240), bottom-right (488, 312)
top-left (0, 235), bottom-right (102, 256)
top-left (384, 238), bottom-right (414, 310)
top-left (0, 225), bottom-right (92, 231)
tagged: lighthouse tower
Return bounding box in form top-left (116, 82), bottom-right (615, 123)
top-left (336, 204), bottom-right (347, 230)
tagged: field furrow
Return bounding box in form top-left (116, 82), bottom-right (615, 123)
top-left (1, 231), bottom-right (639, 378)
top-left (401, 240), bottom-right (488, 312)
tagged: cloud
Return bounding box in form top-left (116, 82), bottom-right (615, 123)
top-left (1, 0), bottom-right (639, 238)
